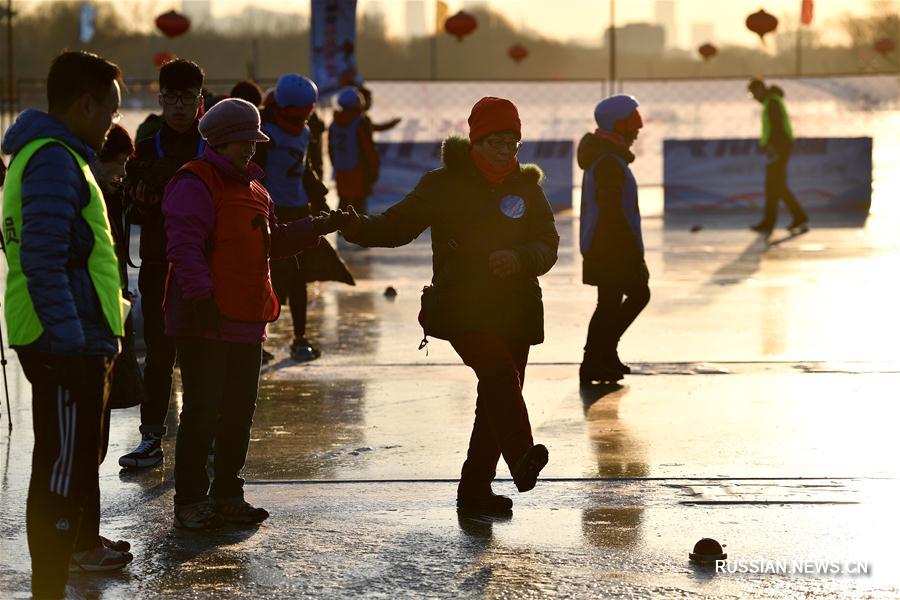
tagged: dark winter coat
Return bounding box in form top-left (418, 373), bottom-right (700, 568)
top-left (344, 136), bottom-right (559, 345)
top-left (577, 133), bottom-right (648, 287)
top-left (124, 122), bottom-right (204, 264)
top-left (1, 109), bottom-right (120, 355)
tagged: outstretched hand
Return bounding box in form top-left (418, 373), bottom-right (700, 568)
top-left (338, 205), bottom-right (362, 238)
top-left (313, 209), bottom-right (355, 235)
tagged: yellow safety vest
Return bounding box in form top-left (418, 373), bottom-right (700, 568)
top-left (761, 93), bottom-right (794, 147)
top-left (2, 137), bottom-right (126, 345)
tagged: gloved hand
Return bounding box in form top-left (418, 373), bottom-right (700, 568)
top-left (488, 249), bottom-right (521, 278)
top-left (312, 209), bottom-right (355, 235)
top-left (191, 296), bottom-right (222, 334)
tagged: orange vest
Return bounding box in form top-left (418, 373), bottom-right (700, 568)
top-left (178, 159), bottom-right (280, 323)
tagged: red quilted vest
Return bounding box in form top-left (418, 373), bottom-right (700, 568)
top-left (178, 159), bottom-right (280, 323)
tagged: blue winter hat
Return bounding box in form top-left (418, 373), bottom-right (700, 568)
top-left (337, 87), bottom-right (363, 110)
top-left (594, 94), bottom-right (642, 132)
top-left (274, 74), bottom-right (318, 108)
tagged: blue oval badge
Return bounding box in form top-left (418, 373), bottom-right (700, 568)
top-left (499, 195), bottom-right (526, 219)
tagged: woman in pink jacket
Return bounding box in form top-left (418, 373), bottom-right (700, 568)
top-left (162, 98), bottom-right (350, 529)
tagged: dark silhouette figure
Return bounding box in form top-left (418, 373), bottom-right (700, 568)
top-left (578, 95), bottom-right (650, 384)
top-left (341, 97), bottom-right (559, 516)
top-left (2, 50), bottom-right (133, 596)
top-left (229, 80), bottom-right (263, 108)
top-left (747, 78), bottom-right (808, 235)
top-left (120, 59), bottom-right (207, 470)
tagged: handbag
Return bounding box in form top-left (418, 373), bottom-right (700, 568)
top-left (417, 239), bottom-right (459, 348)
top-left (108, 315), bottom-right (147, 410)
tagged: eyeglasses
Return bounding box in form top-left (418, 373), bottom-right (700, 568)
top-left (161, 92), bottom-right (201, 107)
top-left (486, 138), bottom-right (523, 152)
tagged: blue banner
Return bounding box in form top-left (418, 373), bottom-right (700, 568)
top-left (80, 3), bottom-right (96, 44)
top-left (663, 138), bottom-right (872, 213)
top-left (310, 0), bottom-right (360, 97)
top-left (368, 141), bottom-right (574, 213)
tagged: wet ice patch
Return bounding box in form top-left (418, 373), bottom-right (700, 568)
top-left (316, 445), bottom-right (401, 460)
top-left (638, 363), bottom-right (732, 375)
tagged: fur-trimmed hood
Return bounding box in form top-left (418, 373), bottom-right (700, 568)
top-left (440, 134), bottom-right (543, 185)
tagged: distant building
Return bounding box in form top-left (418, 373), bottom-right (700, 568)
top-left (654, 1), bottom-right (678, 48)
top-left (182, 0), bottom-right (213, 31)
top-left (405, 1), bottom-right (428, 38)
top-left (215, 6), bottom-right (301, 34)
top-left (691, 22), bottom-right (715, 49)
top-left (605, 23), bottom-right (666, 55)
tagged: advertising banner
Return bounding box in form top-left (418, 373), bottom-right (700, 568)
top-left (663, 138), bottom-right (872, 213)
top-left (368, 140), bottom-right (574, 213)
top-left (310, 0), bottom-right (360, 97)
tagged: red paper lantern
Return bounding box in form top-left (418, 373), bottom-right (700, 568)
top-left (155, 10), bottom-right (190, 38)
top-left (745, 9), bottom-right (778, 41)
top-left (698, 43), bottom-right (717, 61)
top-left (444, 11), bottom-right (477, 42)
top-left (508, 43), bottom-right (528, 64)
top-left (154, 52), bottom-right (175, 67)
top-left (874, 38), bottom-right (896, 56)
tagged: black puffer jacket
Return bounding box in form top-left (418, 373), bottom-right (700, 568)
top-left (345, 136), bottom-right (559, 345)
top-left (124, 122), bottom-right (203, 264)
top-left (577, 133), bottom-right (647, 287)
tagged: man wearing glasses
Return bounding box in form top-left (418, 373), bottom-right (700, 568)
top-left (120, 59), bottom-right (206, 470)
top-left (340, 97), bottom-right (558, 515)
top-left (2, 50), bottom-right (132, 597)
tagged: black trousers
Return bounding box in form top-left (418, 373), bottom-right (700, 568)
top-left (19, 353), bottom-right (113, 600)
top-left (760, 152), bottom-right (807, 228)
top-left (450, 334), bottom-right (532, 497)
top-left (174, 338), bottom-right (262, 506)
top-left (271, 205), bottom-right (310, 340)
top-left (138, 262), bottom-right (177, 435)
top-left (584, 280), bottom-right (650, 363)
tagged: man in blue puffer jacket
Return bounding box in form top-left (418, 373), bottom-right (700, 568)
top-left (2, 51), bottom-right (132, 598)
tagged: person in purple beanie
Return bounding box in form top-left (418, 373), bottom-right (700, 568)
top-left (162, 98), bottom-right (351, 529)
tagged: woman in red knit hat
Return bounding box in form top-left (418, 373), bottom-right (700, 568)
top-left (341, 96), bottom-right (559, 515)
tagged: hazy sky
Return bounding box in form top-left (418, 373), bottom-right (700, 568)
top-left (212, 0), bottom-right (888, 46)
top-left (20, 0), bottom-right (890, 46)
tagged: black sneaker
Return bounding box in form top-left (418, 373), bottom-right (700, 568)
top-left (606, 349), bottom-right (631, 375)
top-left (457, 492), bottom-right (514, 515)
top-left (579, 363), bottom-right (623, 385)
top-left (750, 222), bottom-right (773, 235)
top-left (118, 433), bottom-right (163, 469)
top-left (213, 499), bottom-right (269, 525)
top-left (512, 444), bottom-right (549, 493)
top-left (787, 218), bottom-right (809, 233)
top-left (174, 501), bottom-right (223, 530)
top-left (290, 339), bottom-right (321, 363)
